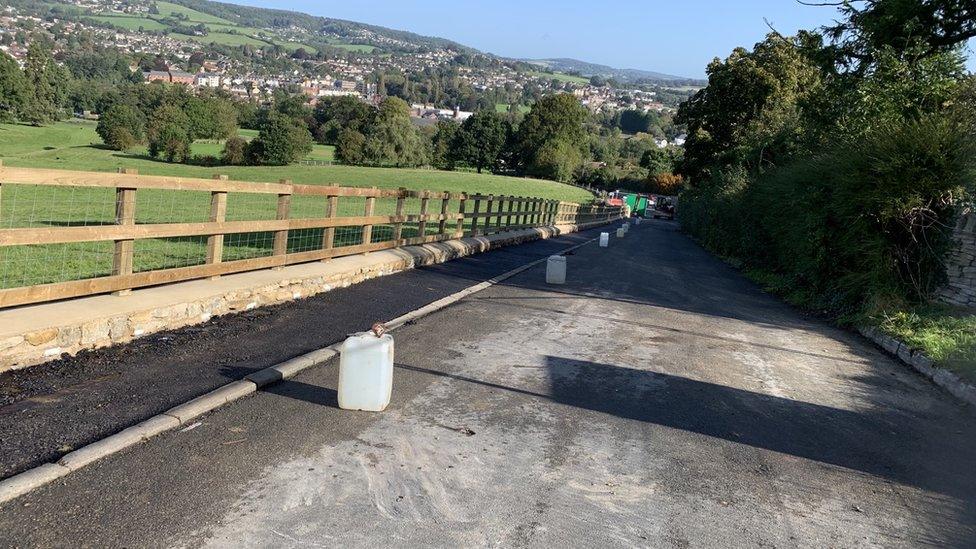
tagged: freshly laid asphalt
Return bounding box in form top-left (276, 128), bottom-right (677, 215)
top-left (0, 226), bottom-right (604, 480)
top-left (2, 219), bottom-right (975, 547)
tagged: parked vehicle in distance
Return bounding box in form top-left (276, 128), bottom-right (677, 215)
top-left (652, 197), bottom-right (676, 220)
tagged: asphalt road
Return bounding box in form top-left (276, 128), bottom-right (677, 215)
top-left (2, 219), bottom-right (975, 548)
top-left (0, 226), bottom-right (604, 480)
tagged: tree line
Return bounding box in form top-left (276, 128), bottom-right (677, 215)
top-left (675, 0), bottom-right (976, 321)
top-left (0, 39), bottom-right (685, 190)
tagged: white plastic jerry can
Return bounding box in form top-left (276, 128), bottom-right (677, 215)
top-left (635, 217), bottom-right (642, 225)
top-left (599, 232), bottom-right (609, 247)
top-left (616, 228), bottom-right (625, 238)
top-left (338, 325), bottom-right (395, 412)
top-left (546, 255), bottom-right (567, 284)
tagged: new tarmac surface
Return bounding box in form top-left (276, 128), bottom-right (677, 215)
top-left (2, 220), bottom-right (975, 547)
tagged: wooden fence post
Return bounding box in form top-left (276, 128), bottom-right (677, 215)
top-left (417, 190), bottom-right (430, 238)
top-left (321, 194), bottom-right (338, 260)
top-left (361, 188), bottom-right (376, 251)
top-left (495, 196), bottom-right (504, 232)
top-left (506, 195), bottom-right (515, 230)
top-left (471, 196), bottom-right (481, 236)
top-left (272, 179), bottom-right (292, 268)
top-left (484, 195), bottom-right (494, 236)
top-left (206, 175), bottom-right (228, 278)
top-left (112, 168), bottom-right (137, 296)
top-left (438, 192), bottom-right (450, 236)
top-left (393, 187), bottom-right (406, 244)
top-left (456, 194), bottom-right (466, 237)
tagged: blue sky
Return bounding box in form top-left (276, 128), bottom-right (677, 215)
top-left (237, 0), bottom-right (975, 78)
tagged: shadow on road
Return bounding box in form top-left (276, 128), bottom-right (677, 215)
top-left (394, 356), bottom-right (976, 544)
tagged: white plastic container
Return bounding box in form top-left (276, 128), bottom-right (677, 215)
top-left (616, 228), bottom-right (625, 238)
top-left (546, 255), bottom-right (566, 284)
top-left (599, 232), bottom-right (609, 247)
top-left (623, 222), bottom-right (630, 232)
top-left (338, 330), bottom-right (395, 411)
top-left (635, 217), bottom-right (642, 225)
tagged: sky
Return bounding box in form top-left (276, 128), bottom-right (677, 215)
top-left (237, 0), bottom-right (976, 78)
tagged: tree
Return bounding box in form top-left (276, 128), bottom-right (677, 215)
top-left (639, 148), bottom-right (674, 176)
top-left (515, 93), bottom-right (588, 176)
top-left (618, 109), bottom-right (660, 134)
top-left (248, 112), bottom-right (313, 166)
top-left (647, 172), bottom-right (684, 196)
top-left (430, 120), bottom-right (458, 170)
top-left (0, 52), bottom-right (28, 122)
top-left (312, 95), bottom-right (372, 144)
top-left (529, 138), bottom-right (583, 182)
top-left (21, 43), bottom-right (70, 125)
top-left (360, 97), bottom-right (429, 167)
top-left (96, 104), bottom-right (145, 151)
top-left (452, 110), bottom-right (506, 173)
top-left (335, 128), bottom-right (366, 165)
top-left (185, 96), bottom-right (238, 139)
top-left (816, 0), bottom-right (976, 74)
top-left (221, 136), bottom-right (247, 165)
top-left (675, 34), bottom-right (821, 182)
top-left (147, 104), bottom-right (192, 162)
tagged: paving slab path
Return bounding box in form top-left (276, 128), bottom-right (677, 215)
top-left (1, 219), bottom-right (974, 548)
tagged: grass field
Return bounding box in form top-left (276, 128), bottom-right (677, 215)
top-left (84, 15), bottom-right (170, 31)
top-left (0, 121), bottom-right (594, 290)
top-left (90, 4), bottom-right (315, 53)
top-left (155, 1), bottom-right (234, 25)
top-left (495, 103), bottom-right (531, 114)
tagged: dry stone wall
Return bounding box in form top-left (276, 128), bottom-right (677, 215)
top-left (939, 210), bottom-right (976, 308)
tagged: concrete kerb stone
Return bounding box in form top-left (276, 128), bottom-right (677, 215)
top-left (57, 414), bottom-right (181, 472)
top-left (0, 464), bottom-right (71, 505)
top-left (163, 380), bottom-right (258, 425)
top-left (858, 326), bottom-right (976, 406)
top-left (0, 218), bottom-right (618, 506)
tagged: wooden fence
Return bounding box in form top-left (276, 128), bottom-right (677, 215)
top-left (0, 166), bottom-right (623, 308)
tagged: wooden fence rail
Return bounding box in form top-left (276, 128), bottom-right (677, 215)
top-left (0, 166), bottom-right (624, 308)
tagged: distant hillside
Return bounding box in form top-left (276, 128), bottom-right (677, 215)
top-left (168, 0), bottom-right (473, 51)
top-left (523, 58), bottom-right (701, 84)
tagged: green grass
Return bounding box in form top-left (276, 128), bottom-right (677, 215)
top-left (495, 103), bottom-right (531, 114)
top-left (85, 15), bottom-right (170, 31)
top-left (527, 71), bottom-right (589, 84)
top-left (89, 6), bottom-right (315, 53)
top-left (186, 32), bottom-right (274, 49)
top-left (0, 121), bottom-right (594, 290)
top-left (154, 1), bottom-right (235, 24)
top-left (873, 306), bottom-right (976, 384)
